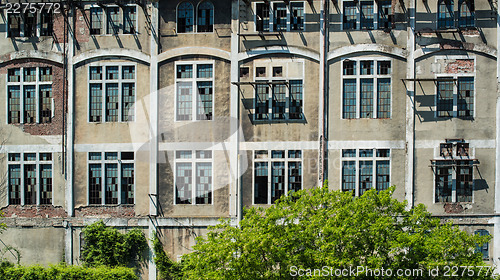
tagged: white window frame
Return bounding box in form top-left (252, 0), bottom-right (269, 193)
top-left (253, 1), bottom-right (306, 32)
top-left (174, 61), bottom-right (215, 122)
top-left (87, 151), bottom-right (135, 205)
top-left (173, 150), bottom-right (214, 205)
top-left (340, 0), bottom-right (392, 31)
top-left (86, 4), bottom-right (138, 35)
top-left (340, 58), bottom-right (393, 119)
top-left (340, 148), bottom-right (391, 197)
top-left (87, 62), bottom-right (137, 123)
top-left (6, 66), bottom-right (54, 124)
top-left (7, 152), bottom-right (53, 206)
top-left (252, 150), bottom-right (303, 205)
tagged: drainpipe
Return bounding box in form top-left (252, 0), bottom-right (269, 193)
top-left (318, 0), bottom-right (328, 186)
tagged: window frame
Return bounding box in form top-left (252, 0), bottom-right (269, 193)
top-left (87, 151), bottom-right (135, 205)
top-left (435, 71), bottom-right (475, 119)
top-left (174, 61), bottom-right (215, 122)
top-left (87, 62), bottom-right (137, 123)
top-left (7, 152), bottom-right (53, 206)
top-left (6, 11), bottom-right (54, 38)
top-left (196, 1), bottom-right (215, 33)
top-left (253, 1), bottom-right (306, 32)
top-left (341, 0), bottom-right (393, 31)
top-left (88, 4), bottom-right (138, 35)
top-left (340, 148), bottom-right (392, 197)
top-left (6, 66), bottom-right (54, 124)
top-left (340, 58), bottom-right (393, 119)
top-left (173, 150), bottom-right (214, 205)
top-left (252, 150), bottom-right (303, 205)
top-left (437, 0), bottom-right (455, 29)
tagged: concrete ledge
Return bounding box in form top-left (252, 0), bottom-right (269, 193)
top-left (158, 47), bottom-right (231, 62)
top-left (73, 48), bottom-right (151, 65)
top-left (0, 50), bottom-right (64, 66)
top-left (328, 44), bottom-right (407, 61)
top-left (239, 46), bottom-right (320, 62)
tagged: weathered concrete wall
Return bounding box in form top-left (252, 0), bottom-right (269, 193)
top-left (158, 226), bottom-right (210, 262)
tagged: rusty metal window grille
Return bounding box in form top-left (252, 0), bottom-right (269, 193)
top-left (8, 86), bottom-right (21, 124)
top-left (197, 1), bottom-right (214, 32)
top-left (178, 2), bottom-right (194, 33)
top-left (40, 164), bottom-right (52, 205)
top-left (24, 86), bottom-right (36, 123)
top-left (106, 7), bottom-right (120, 35)
top-left (90, 8), bottom-right (103, 35)
top-left (123, 6), bottom-right (137, 34)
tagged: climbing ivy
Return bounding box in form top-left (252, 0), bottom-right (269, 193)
top-left (152, 233), bottom-right (182, 280)
top-left (81, 221), bottom-right (147, 268)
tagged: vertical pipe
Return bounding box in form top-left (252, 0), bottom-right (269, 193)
top-left (405, 0), bottom-right (416, 209)
top-left (319, 0), bottom-right (328, 186)
top-left (230, 0), bottom-right (240, 223)
top-left (494, 0), bottom-right (500, 273)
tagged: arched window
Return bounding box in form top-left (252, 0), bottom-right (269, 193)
top-left (437, 0), bottom-right (454, 29)
top-left (458, 0), bottom-right (474, 28)
top-left (178, 2), bottom-right (194, 33)
top-left (198, 1), bottom-right (214, 32)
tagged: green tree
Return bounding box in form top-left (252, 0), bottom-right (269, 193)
top-left (81, 221), bottom-right (147, 268)
top-left (181, 186), bottom-right (494, 279)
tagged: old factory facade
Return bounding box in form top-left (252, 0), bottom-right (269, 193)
top-left (0, 0), bottom-right (499, 278)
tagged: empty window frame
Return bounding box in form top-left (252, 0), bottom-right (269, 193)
top-left (174, 150), bottom-right (213, 205)
top-left (90, 5), bottom-right (137, 35)
top-left (474, 229), bottom-right (490, 260)
top-left (175, 62), bottom-right (214, 121)
top-left (343, 0), bottom-right (392, 30)
top-left (438, 0), bottom-right (454, 29)
top-left (342, 59), bottom-right (392, 119)
top-left (178, 2), bottom-right (194, 33)
top-left (88, 64), bottom-right (136, 123)
top-left (255, 2), bottom-right (305, 32)
top-left (7, 11), bottom-right (54, 37)
top-left (7, 67), bottom-right (53, 124)
top-left (254, 150), bottom-right (302, 204)
top-left (198, 1), bottom-right (214, 32)
top-left (436, 77), bottom-right (474, 118)
top-left (88, 152), bottom-right (135, 205)
top-left (434, 160), bottom-right (473, 202)
top-left (458, 0), bottom-right (474, 28)
top-left (341, 149), bottom-right (391, 196)
top-left (7, 152), bottom-right (52, 205)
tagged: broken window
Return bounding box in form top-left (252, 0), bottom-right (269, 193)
top-left (7, 14), bottom-right (21, 37)
top-left (40, 12), bottom-right (53, 36)
top-left (475, 229), bottom-right (490, 260)
top-left (343, 2), bottom-right (357, 30)
top-left (458, 77), bottom-right (474, 118)
top-left (342, 149), bottom-right (391, 196)
top-left (272, 83), bottom-right (286, 119)
top-left (378, 1), bottom-right (392, 29)
top-left (107, 7), bottom-right (120, 35)
top-left (272, 67), bottom-right (283, 77)
top-left (90, 7), bottom-right (103, 35)
top-left (256, 67), bottom-right (266, 78)
top-left (8, 86), bottom-right (21, 124)
top-left (457, 143), bottom-right (469, 157)
top-left (88, 152), bottom-right (134, 205)
top-left (178, 2), bottom-right (194, 33)
top-left (434, 159), bottom-right (473, 203)
top-left (254, 150), bottom-right (302, 204)
top-left (360, 79), bottom-right (374, 118)
top-left (7, 152), bottom-right (53, 205)
top-left (23, 13), bottom-right (36, 37)
top-left (343, 60), bottom-right (356, 75)
top-left (89, 65), bottom-right (135, 123)
top-left (289, 80), bottom-right (303, 119)
top-left (255, 84), bottom-right (269, 120)
top-left (437, 77), bottom-right (474, 118)
top-left (343, 79), bottom-right (357, 119)
top-left (240, 67), bottom-right (249, 78)
top-left (437, 80), bottom-right (454, 117)
top-left (175, 150), bottom-right (213, 205)
top-left (360, 1), bottom-right (374, 29)
top-left (23, 86), bottom-right (36, 123)
top-left (255, 79), bottom-right (303, 122)
top-left (377, 78), bottom-right (391, 118)
top-left (176, 63), bottom-right (214, 121)
top-left (459, 0), bottom-right (474, 28)
top-left (123, 6), bottom-right (137, 34)
top-left (24, 68), bottom-right (36, 82)
top-left (291, 2), bottom-right (305, 31)
top-left (438, 0), bottom-right (454, 29)
top-left (40, 85), bottom-right (53, 123)
top-left (256, 3), bottom-right (270, 32)
top-left (274, 3), bottom-right (287, 31)
top-left (198, 1), bottom-right (214, 32)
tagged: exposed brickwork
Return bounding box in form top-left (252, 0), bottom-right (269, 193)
top-left (443, 203), bottom-right (465, 214)
top-left (445, 59), bottom-right (474, 74)
top-left (439, 41), bottom-right (474, 50)
top-left (0, 60), bottom-right (66, 136)
top-left (52, 12), bottom-right (67, 44)
top-left (74, 205), bottom-right (136, 218)
top-left (75, 9), bottom-right (91, 44)
top-left (1, 205), bottom-right (67, 218)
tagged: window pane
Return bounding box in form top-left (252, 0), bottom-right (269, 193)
top-left (90, 84), bottom-right (102, 122)
top-left (459, 0), bottom-right (474, 28)
top-left (256, 3), bottom-right (270, 31)
top-left (435, 161), bottom-right (452, 202)
top-left (289, 80), bottom-right (303, 119)
top-left (176, 150), bottom-right (192, 159)
top-left (40, 153), bottom-right (52, 161)
top-left (177, 82), bottom-right (193, 121)
top-left (24, 68), bottom-right (36, 82)
top-left (178, 2), bottom-right (194, 33)
top-left (105, 163), bottom-right (118, 204)
top-left (360, 61), bottom-right (373, 75)
top-left (106, 83), bottom-right (119, 122)
top-left (359, 161), bottom-right (373, 196)
top-left (255, 84), bottom-right (269, 120)
top-left (121, 163), bottom-right (134, 204)
top-left (107, 7), bottom-right (120, 35)
top-left (274, 3), bottom-right (287, 31)
top-left (378, 61), bottom-right (391, 75)
top-left (89, 164), bottom-right (102, 204)
top-left (196, 150), bottom-right (212, 159)
top-left (437, 80), bottom-right (454, 117)
top-left (378, 1), bottom-right (392, 29)
top-left (8, 14), bottom-right (21, 37)
top-left (342, 161), bottom-right (356, 194)
top-left (90, 66), bottom-right (102, 80)
top-left (121, 152), bottom-right (135, 160)
top-left (291, 2), bottom-right (304, 31)
top-left (106, 66), bottom-right (119, 80)
top-left (123, 6), bottom-right (137, 34)
top-left (376, 161), bottom-right (390, 191)
top-left (458, 77), bottom-right (474, 118)
top-left (8, 153), bottom-right (21, 161)
top-left (254, 162), bottom-right (268, 204)
top-left (122, 66), bottom-right (135, 79)
top-left (196, 163), bottom-right (212, 204)
top-left (8, 86), bottom-right (21, 124)
top-left (376, 149), bottom-right (390, 157)
top-left (360, 2), bottom-right (374, 29)
top-left (360, 79), bottom-right (374, 118)
top-left (8, 165), bottom-right (21, 205)
top-left (438, 0), bottom-right (454, 28)
top-left (343, 2), bottom-right (357, 29)
top-left (105, 152), bottom-right (118, 160)
top-left (41, 12), bottom-right (54, 36)
top-left (271, 162), bottom-right (285, 203)
top-left (40, 164), bottom-right (52, 205)
top-left (197, 81), bottom-right (213, 120)
top-left (457, 160), bottom-right (473, 202)
top-left (197, 1), bottom-right (214, 32)
top-left (24, 12), bottom-right (36, 37)
top-left (24, 164), bottom-right (37, 205)
top-left (359, 149), bottom-right (373, 157)
top-left (288, 161), bottom-right (302, 192)
top-left (89, 152), bottom-right (102, 161)
top-left (176, 163), bottom-right (193, 204)
top-left (377, 78), bottom-right (391, 118)
top-left (24, 153), bottom-right (36, 161)
top-left (40, 85), bottom-right (53, 123)
top-left (122, 83), bottom-right (135, 122)
top-left (288, 150), bottom-right (302, 159)
top-left (177, 65), bottom-right (193, 79)
top-left (39, 67), bottom-right (52, 82)
top-left (8, 68), bottom-right (20, 82)
top-left (24, 86), bottom-right (37, 123)
top-left (271, 150), bottom-right (285, 158)
top-left (197, 64), bottom-right (213, 78)
top-left (343, 60), bottom-right (356, 75)
top-left (90, 8), bottom-right (103, 35)
top-left (272, 83), bottom-right (286, 119)
top-left (342, 149), bottom-right (356, 157)
top-left (343, 79), bottom-right (356, 119)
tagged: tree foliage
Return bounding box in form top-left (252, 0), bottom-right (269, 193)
top-left (152, 233), bottom-right (182, 280)
top-left (81, 221), bottom-right (147, 268)
top-left (181, 187), bottom-right (494, 279)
